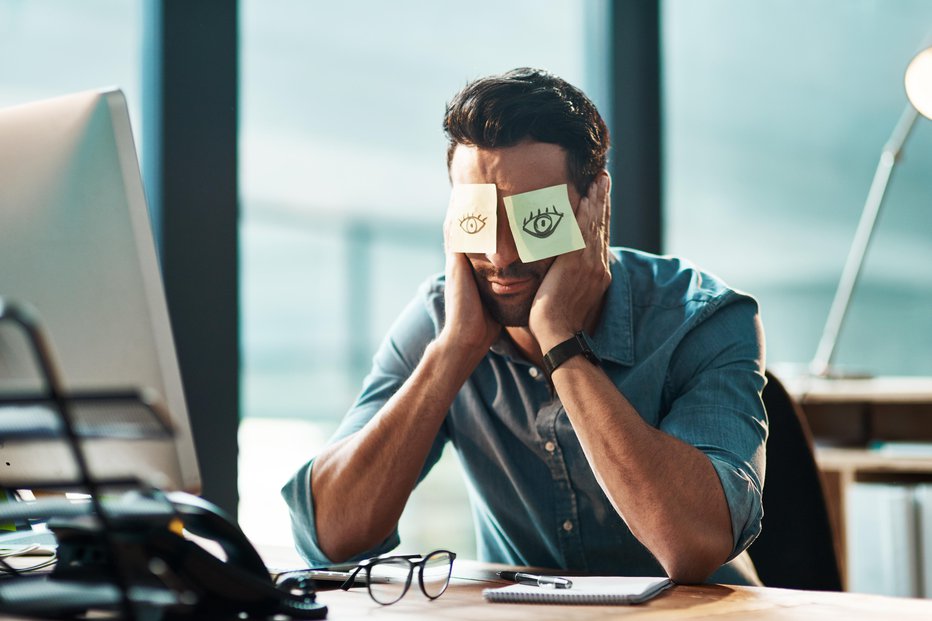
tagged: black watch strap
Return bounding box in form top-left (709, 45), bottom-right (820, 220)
top-left (542, 331), bottom-right (601, 376)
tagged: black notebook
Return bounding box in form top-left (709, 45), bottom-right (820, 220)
top-left (483, 576), bottom-right (673, 605)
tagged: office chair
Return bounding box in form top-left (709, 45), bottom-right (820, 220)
top-left (747, 371), bottom-right (843, 591)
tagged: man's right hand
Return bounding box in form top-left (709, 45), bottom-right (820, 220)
top-left (439, 252), bottom-right (500, 353)
top-left (438, 220), bottom-right (500, 361)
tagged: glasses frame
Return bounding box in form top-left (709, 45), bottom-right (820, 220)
top-left (339, 549), bottom-right (456, 605)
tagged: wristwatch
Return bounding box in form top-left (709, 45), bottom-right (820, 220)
top-left (542, 331), bottom-right (601, 376)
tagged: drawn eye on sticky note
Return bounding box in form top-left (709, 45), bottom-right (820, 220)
top-left (504, 184), bottom-right (585, 262)
top-left (448, 183), bottom-right (497, 254)
top-left (522, 206), bottom-right (564, 239)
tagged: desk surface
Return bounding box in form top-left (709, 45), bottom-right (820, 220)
top-left (781, 374), bottom-right (932, 404)
top-left (1, 549), bottom-right (930, 619)
top-left (309, 561), bottom-right (932, 620)
top-left (818, 446), bottom-right (932, 472)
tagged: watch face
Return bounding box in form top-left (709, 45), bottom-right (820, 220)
top-left (577, 331), bottom-right (601, 364)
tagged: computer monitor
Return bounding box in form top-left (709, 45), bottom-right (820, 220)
top-left (0, 88), bottom-right (200, 493)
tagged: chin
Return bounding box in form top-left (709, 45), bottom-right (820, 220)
top-left (494, 311), bottom-right (530, 328)
top-left (482, 294), bottom-right (534, 328)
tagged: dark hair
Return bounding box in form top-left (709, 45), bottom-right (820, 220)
top-left (443, 68), bottom-right (610, 196)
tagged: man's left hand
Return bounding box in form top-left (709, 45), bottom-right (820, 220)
top-left (529, 172), bottom-right (612, 352)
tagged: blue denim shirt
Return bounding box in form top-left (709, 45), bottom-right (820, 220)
top-left (283, 248), bottom-right (767, 584)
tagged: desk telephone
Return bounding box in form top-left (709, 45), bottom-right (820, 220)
top-left (0, 491), bottom-right (327, 620)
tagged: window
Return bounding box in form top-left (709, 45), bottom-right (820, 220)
top-left (663, 0), bottom-right (932, 375)
top-left (239, 0), bottom-right (602, 552)
top-left (0, 1), bottom-right (142, 147)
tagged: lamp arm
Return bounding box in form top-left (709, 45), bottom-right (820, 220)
top-left (809, 103), bottom-right (920, 377)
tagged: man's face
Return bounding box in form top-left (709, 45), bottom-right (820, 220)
top-left (448, 142), bottom-right (582, 327)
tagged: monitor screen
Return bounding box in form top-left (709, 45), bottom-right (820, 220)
top-left (0, 89), bottom-right (200, 493)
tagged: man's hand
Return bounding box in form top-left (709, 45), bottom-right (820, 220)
top-left (439, 217), bottom-right (501, 359)
top-left (529, 172), bottom-right (612, 351)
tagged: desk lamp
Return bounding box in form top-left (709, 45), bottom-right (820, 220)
top-left (809, 46), bottom-right (932, 377)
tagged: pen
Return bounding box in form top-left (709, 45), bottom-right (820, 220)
top-left (497, 571), bottom-right (573, 589)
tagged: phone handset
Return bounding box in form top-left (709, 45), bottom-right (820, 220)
top-left (164, 491), bottom-right (269, 576)
top-left (43, 490), bottom-right (328, 619)
top-left (156, 490), bottom-right (329, 619)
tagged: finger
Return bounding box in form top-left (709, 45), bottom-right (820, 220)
top-left (576, 178), bottom-right (601, 239)
top-left (442, 189), bottom-right (459, 253)
top-left (600, 173), bottom-right (611, 248)
top-left (444, 246), bottom-right (456, 282)
top-left (576, 198), bottom-right (600, 261)
top-left (443, 220), bottom-right (460, 278)
top-left (445, 250), bottom-right (470, 299)
top-left (442, 213), bottom-right (450, 253)
top-left (582, 176), bottom-right (605, 248)
top-left (575, 193), bottom-right (591, 232)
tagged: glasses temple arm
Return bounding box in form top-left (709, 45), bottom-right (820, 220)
top-left (339, 566), bottom-right (365, 591)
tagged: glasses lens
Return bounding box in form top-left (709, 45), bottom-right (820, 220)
top-left (367, 558), bottom-right (412, 605)
top-left (420, 551), bottom-right (453, 599)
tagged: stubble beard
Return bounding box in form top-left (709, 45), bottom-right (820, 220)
top-left (471, 263), bottom-right (544, 328)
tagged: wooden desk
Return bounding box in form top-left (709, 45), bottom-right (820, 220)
top-left (782, 375), bottom-right (932, 444)
top-left (309, 561), bottom-right (932, 620)
top-left (780, 375), bottom-right (932, 589)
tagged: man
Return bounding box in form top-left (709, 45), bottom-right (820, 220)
top-left (283, 68), bottom-right (766, 585)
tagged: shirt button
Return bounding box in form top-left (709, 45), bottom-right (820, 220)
top-left (544, 441), bottom-right (556, 453)
top-left (529, 366), bottom-right (540, 379)
top-left (562, 520), bottom-right (574, 532)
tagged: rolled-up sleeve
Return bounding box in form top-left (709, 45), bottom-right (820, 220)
top-left (281, 280), bottom-right (449, 566)
top-left (659, 294), bottom-right (768, 559)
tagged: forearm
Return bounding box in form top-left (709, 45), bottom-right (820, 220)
top-left (551, 358), bottom-right (734, 583)
top-left (311, 338), bottom-right (484, 563)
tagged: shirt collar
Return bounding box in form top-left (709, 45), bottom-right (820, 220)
top-left (591, 251), bottom-right (634, 366)
top-left (489, 331), bottom-right (528, 364)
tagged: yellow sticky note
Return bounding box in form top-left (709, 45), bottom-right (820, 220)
top-left (504, 184), bottom-right (585, 262)
top-left (448, 183), bottom-right (497, 254)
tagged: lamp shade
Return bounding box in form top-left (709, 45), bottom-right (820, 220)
top-left (905, 47), bottom-right (932, 120)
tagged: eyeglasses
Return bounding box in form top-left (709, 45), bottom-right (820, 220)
top-left (340, 549), bottom-right (456, 605)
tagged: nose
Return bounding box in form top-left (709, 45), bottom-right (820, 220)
top-left (486, 207), bottom-right (520, 269)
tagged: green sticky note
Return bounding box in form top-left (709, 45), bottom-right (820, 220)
top-left (448, 183), bottom-right (497, 254)
top-left (0, 489), bottom-right (17, 531)
top-left (504, 183), bottom-right (585, 262)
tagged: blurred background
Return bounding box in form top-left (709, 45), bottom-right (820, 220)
top-left (2, 0), bottom-right (931, 560)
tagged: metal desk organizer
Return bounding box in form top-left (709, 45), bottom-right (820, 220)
top-left (0, 298), bottom-right (328, 621)
top-left (0, 298), bottom-right (180, 619)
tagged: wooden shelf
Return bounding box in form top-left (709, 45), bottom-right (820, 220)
top-left (777, 375), bottom-right (932, 590)
top-left (781, 376), bottom-right (932, 584)
top-left (815, 447), bottom-right (932, 589)
top-left (784, 375), bottom-right (932, 405)
top-left (784, 375), bottom-right (932, 446)
top-left (818, 446), bottom-right (932, 473)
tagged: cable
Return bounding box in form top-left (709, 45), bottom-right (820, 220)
top-left (0, 544), bottom-right (57, 574)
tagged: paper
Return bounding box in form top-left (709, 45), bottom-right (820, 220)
top-left (503, 183), bottom-right (585, 262)
top-left (447, 183), bottom-right (497, 254)
top-left (483, 576), bottom-right (673, 605)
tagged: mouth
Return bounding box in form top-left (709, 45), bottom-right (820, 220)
top-left (488, 278), bottom-right (534, 295)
